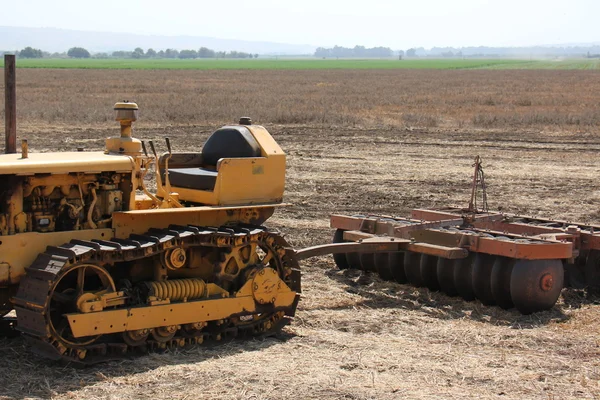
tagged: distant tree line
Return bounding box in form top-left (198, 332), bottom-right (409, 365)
top-left (404, 45), bottom-right (600, 58)
top-left (315, 45), bottom-right (394, 58)
top-left (6, 46), bottom-right (259, 59)
top-left (111, 47), bottom-right (259, 59)
top-left (9, 46), bottom-right (91, 58)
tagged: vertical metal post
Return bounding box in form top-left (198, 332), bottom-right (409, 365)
top-left (4, 54), bottom-right (16, 154)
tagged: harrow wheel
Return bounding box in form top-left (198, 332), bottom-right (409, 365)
top-left (436, 258), bottom-right (458, 296)
top-left (453, 255), bottom-right (476, 301)
top-left (419, 254), bottom-right (440, 291)
top-left (510, 259), bottom-right (564, 314)
top-left (490, 257), bottom-right (514, 309)
top-left (404, 251), bottom-right (425, 287)
top-left (332, 229), bottom-right (351, 270)
top-left (472, 254), bottom-right (496, 306)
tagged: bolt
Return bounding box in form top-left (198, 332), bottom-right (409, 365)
top-left (540, 273), bottom-right (554, 292)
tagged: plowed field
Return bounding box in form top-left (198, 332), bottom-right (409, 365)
top-left (1, 68), bottom-right (600, 399)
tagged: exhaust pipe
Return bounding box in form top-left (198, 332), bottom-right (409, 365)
top-left (4, 54), bottom-right (16, 154)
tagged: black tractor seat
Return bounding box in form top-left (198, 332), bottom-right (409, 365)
top-left (168, 167), bottom-right (219, 190)
top-left (166, 126), bottom-right (261, 191)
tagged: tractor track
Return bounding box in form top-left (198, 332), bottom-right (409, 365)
top-left (12, 224), bottom-right (301, 365)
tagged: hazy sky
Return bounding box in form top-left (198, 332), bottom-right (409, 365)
top-left (2, 0), bottom-right (598, 48)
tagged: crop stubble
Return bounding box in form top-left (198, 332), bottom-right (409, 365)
top-left (0, 68), bottom-right (600, 399)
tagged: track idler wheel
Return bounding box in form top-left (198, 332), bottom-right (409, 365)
top-left (419, 254), bottom-right (440, 291)
top-left (436, 257), bottom-right (458, 296)
top-left (453, 255), bottom-right (476, 301)
top-left (404, 251), bottom-right (425, 287)
top-left (510, 259), bottom-right (564, 314)
top-left (472, 254), bottom-right (496, 306)
top-left (490, 257), bottom-right (514, 309)
top-left (332, 229), bottom-right (351, 270)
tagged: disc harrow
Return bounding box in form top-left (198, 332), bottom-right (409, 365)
top-left (330, 213), bottom-right (570, 314)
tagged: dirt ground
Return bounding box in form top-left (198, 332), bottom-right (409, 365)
top-left (1, 69), bottom-right (600, 399)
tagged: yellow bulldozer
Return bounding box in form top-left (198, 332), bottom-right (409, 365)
top-left (1, 102), bottom-right (303, 362)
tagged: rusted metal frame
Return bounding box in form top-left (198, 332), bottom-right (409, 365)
top-left (414, 228), bottom-right (573, 259)
top-left (4, 54), bottom-right (17, 154)
top-left (506, 213), bottom-right (600, 231)
top-left (468, 225), bottom-right (574, 242)
top-left (330, 214), bottom-right (466, 238)
top-left (463, 234), bottom-right (573, 260)
top-left (341, 230), bottom-right (468, 259)
top-left (374, 227), bottom-right (573, 260)
top-left (473, 219), bottom-right (600, 251)
top-left (392, 218), bottom-right (464, 238)
top-left (410, 208), bottom-right (503, 224)
top-left (330, 214), bottom-right (391, 235)
top-left (473, 220), bottom-right (566, 236)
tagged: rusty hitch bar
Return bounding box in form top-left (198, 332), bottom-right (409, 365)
top-left (295, 238), bottom-right (406, 261)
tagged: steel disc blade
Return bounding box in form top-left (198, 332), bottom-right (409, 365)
top-left (332, 229), bottom-right (351, 270)
top-left (584, 250), bottom-right (600, 288)
top-left (437, 257), bottom-right (458, 296)
top-left (360, 253), bottom-right (377, 272)
top-left (345, 252), bottom-right (362, 270)
top-left (375, 253), bottom-right (394, 280)
top-left (404, 251), bottom-right (424, 287)
top-left (510, 259), bottom-right (564, 314)
top-left (390, 252), bottom-right (408, 283)
top-left (453, 255), bottom-right (475, 301)
top-left (472, 253), bottom-right (496, 306)
top-left (490, 257), bottom-right (514, 309)
top-left (564, 261), bottom-right (586, 289)
top-left (419, 254), bottom-right (440, 291)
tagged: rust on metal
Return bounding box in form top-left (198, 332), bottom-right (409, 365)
top-left (295, 239), bottom-right (407, 261)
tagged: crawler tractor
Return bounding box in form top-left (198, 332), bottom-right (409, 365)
top-left (2, 102), bottom-right (306, 363)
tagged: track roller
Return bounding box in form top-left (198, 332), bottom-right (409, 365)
top-left (510, 259), bottom-right (564, 314)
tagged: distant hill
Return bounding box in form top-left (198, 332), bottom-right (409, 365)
top-left (0, 26), bottom-right (316, 55)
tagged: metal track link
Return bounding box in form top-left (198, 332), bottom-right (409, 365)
top-left (12, 224), bottom-right (301, 364)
